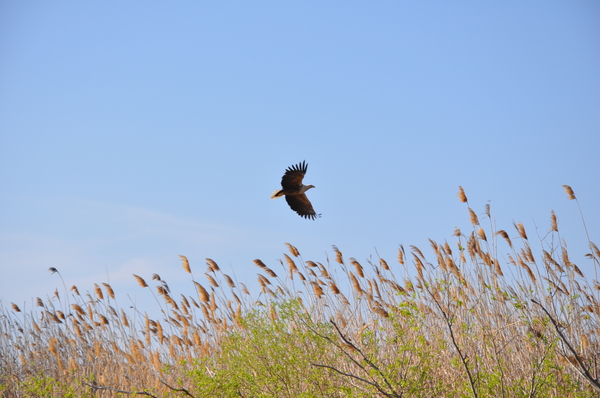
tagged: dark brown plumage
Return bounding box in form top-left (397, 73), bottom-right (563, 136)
top-left (271, 161), bottom-right (320, 220)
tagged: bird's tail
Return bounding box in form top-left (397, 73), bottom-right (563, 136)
top-left (270, 190), bottom-right (284, 199)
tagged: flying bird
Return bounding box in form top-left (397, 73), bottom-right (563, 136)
top-left (271, 161), bottom-right (320, 220)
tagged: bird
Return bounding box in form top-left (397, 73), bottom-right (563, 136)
top-left (271, 161), bottom-right (320, 220)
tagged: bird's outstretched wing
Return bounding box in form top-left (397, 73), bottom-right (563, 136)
top-left (280, 161), bottom-right (308, 189)
top-left (285, 194), bottom-right (319, 220)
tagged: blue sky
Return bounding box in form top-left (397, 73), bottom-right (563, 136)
top-left (1, 2), bottom-right (599, 310)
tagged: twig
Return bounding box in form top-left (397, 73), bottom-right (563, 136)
top-left (309, 319), bottom-right (402, 397)
top-left (160, 378), bottom-right (195, 397)
top-left (83, 382), bottom-right (158, 397)
top-left (428, 288), bottom-right (479, 398)
top-left (531, 299), bottom-right (600, 392)
top-left (311, 363), bottom-right (387, 392)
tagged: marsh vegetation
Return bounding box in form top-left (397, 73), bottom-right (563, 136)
top-left (1, 186), bottom-right (599, 397)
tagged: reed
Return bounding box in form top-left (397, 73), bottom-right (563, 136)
top-left (1, 186), bottom-right (598, 397)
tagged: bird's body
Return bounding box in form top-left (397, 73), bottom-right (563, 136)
top-left (271, 161), bottom-right (320, 220)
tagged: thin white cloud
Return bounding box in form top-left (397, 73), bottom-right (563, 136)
top-left (0, 194), bottom-right (260, 308)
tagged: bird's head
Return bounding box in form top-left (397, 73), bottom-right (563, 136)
top-left (300, 184), bottom-right (315, 194)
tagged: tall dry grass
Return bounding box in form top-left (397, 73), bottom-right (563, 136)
top-left (1, 186), bottom-right (599, 397)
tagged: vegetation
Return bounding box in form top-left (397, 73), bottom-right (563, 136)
top-left (1, 186), bottom-right (599, 397)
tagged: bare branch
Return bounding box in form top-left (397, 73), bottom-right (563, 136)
top-left (307, 319), bottom-right (402, 397)
top-left (311, 363), bottom-right (395, 395)
top-left (427, 287), bottom-right (479, 398)
top-left (83, 382), bottom-right (159, 397)
top-left (531, 299), bottom-right (600, 392)
top-left (159, 379), bottom-right (195, 397)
